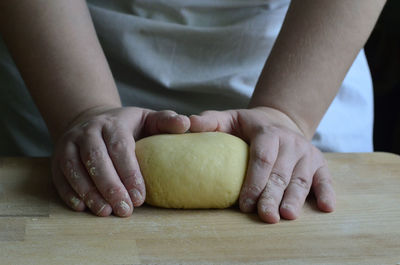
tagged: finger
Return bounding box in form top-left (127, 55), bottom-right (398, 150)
top-left (52, 160), bottom-right (86, 212)
top-left (189, 110), bottom-right (236, 133)
top-left (60, 143), bottom-right (112, 216)
top-left (312, 164), bottom-right (336, 212)
top-left (103, 125), bottom-right (146, 207)
top-left (145, 110), bottom-right (190, 134)
top-left (239, 133), bottom-right (279, 213)
top-left (279, 155), bottom-right (314, 220)
top-left (257, 141), bottom-right (300, 223)
top-left (77, 132), bottom-right (133, 217)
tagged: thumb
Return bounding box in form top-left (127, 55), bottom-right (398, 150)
top-left (189, 110), bottom-right (236, 133)
top-left (145, 110), bottom-right (190, 135)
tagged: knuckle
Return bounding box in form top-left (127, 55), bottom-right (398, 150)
top-left (293, 136), bottom-right (307, 153)
top-left (315, 173), bottom-right (333, 186)
top-left (308, 146), bottom-right (326, 162)
top-left (81, 127), bottom-right (98, 138)
top-left (259, 192), bottom-right (275, 205)
top-left (62, 159), bottom-right (78, 179)
top-left (108, 139), bottom-right (128, 156)
top-left (86, 147), bottom-right (105, 163)
top-left (121, 170), bottom-right (142, 185)
top-left (104, 186), bottom-right (125, 201)
top-left (82, 188), bottom-right (97, 202)
top-left (290, 176), bottom-right (311, 190)
top-left (251, 148), bottom-right (274, 169)
top-left (242, 184), bottom-right (264, 198)
top-left (253, 125), bottom-right (271, 136)
top-left (103, 119), bottom-right (125, 132)
top-left (59, 156), bottom-right (80, 178)
top-left (269, 172), bottom-right (289, 188)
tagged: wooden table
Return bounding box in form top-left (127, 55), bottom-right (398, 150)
top-left (1, 153), bottom-right (400, 264)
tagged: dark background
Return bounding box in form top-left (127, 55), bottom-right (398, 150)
top-left (365, 0), bottom-right (400, 154)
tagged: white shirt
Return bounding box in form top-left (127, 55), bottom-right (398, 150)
top-left (0, 0), bottom-right (373, 155)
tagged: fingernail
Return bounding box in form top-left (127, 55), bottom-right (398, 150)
top-left (96, 204), bottom-right (107, 216)
top-left (190, 114), bottom-right (200, 120)
top-left (260, 205), bottom-right (280, 221)
top-left (116, 201), bottom-right (131, 216)
top-left (281, 203), bottom-right (293, 212)
top-left (319, 197), bottom-right (334, 211)
top-left (320, 196), bottom-right (330, 205)
top-left (86, 199), bottom-right (95, 209)
top-left (69, 168), bottom-right (80, 180)
top-left (134, 177), bottom-right (143, 186)
top-left (260, 205), bottom-right (272, 215)
top-left (70, 196), bottom-right (81, 208)
top-left (129, 189), bottom-right (143, 205)
top-left (88, 167), bottom-right (96, 177)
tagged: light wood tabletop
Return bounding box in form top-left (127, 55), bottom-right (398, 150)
top-left (1, 153), bottom-right (400, 265)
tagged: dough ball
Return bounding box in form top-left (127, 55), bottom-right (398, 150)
top-left (135, 132), bottom-right (249, 209)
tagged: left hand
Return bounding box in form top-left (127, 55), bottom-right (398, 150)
top-left (190, 107), bottom-right (335, 223)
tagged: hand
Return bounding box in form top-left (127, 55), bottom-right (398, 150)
top-left (52, 106), bottom-right (190, 217)
top-left (190, 107), bottom-right (335, 223)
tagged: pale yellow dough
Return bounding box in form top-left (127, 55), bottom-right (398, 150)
top-left (135, 132), bottom-right (249, 209)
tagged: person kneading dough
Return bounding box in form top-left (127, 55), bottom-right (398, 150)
top-left (135, 132), bottom-right (249, 209)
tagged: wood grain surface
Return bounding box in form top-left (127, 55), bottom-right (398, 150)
top-left (0, 153), bottom-right (399, 265)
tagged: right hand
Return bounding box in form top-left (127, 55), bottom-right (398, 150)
top-left (51, 106), bottom-right (190, 217)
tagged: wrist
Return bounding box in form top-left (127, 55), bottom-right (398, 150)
top-left (50, 103), bottom-right (122, 142)
top-left (249, 106), bottom-right (314, 140)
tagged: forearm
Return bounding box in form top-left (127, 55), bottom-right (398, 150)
top-left (249, 0), bottom-right (385, 139)
top-left (0, 0), bottom-right (121, 140)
